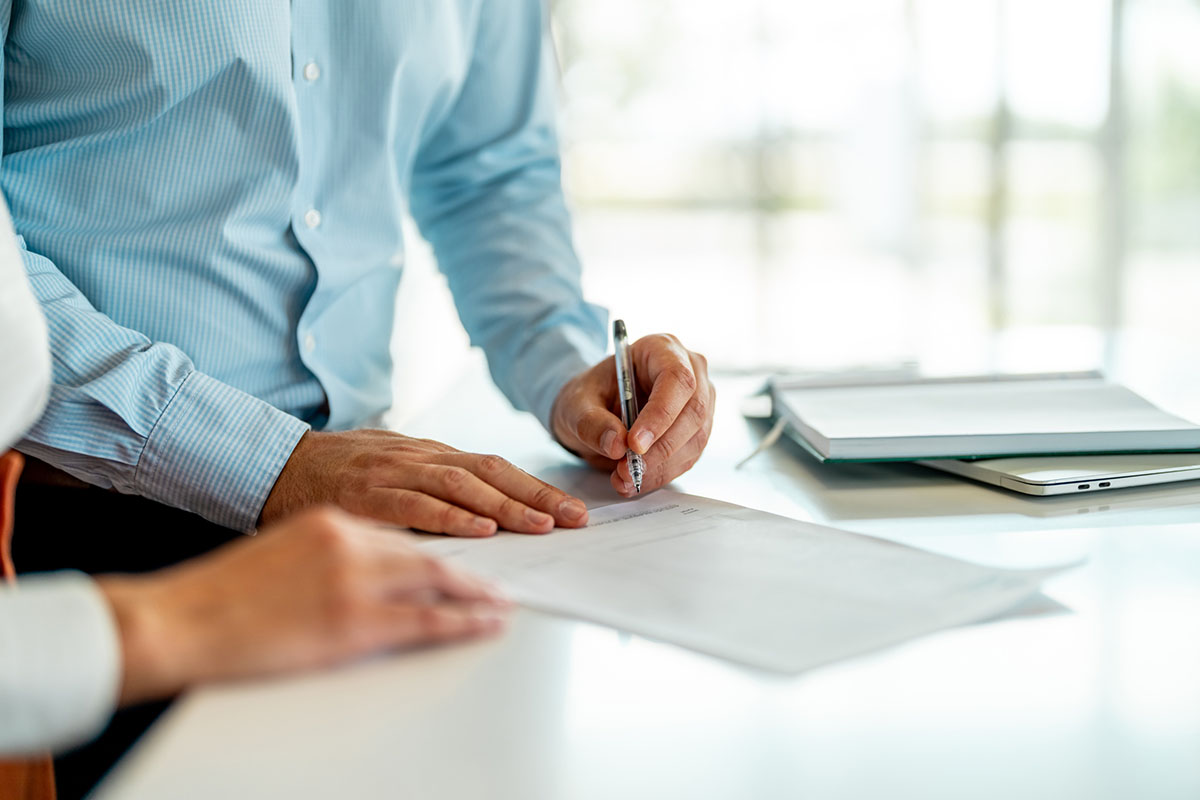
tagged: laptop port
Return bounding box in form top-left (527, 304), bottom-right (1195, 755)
top-left (1099, 481), bottom-right (1111, 488)
top-left (1078, 484), bottom-right (1091, 490)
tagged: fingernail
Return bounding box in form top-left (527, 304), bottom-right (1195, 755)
top-left (474, 517), bottom-right (496, 535)
top-left (526, 508), bottom-right (554, 527)
top-left (634, 430), bottom-right (655, 453)
top-left (559, 499), bottom-right (587, 520)
top-left (601, 429), bottom-right (618, 457)
top-left (472, 606), bottom-right (508, 627)
top-left (622, 480), bottom-right (634, 494)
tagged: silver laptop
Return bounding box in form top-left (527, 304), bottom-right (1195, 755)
top-left (921, 453), bottom-right (1200, 496)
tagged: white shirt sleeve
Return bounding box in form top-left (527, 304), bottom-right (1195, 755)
top-left (0, 572), bottom-right (122, 756)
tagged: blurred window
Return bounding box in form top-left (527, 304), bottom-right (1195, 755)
top-left (548, 0), bottom-right (1200, 373)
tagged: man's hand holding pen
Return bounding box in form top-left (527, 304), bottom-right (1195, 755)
top-left (551, 331), bottom-right (716, 497)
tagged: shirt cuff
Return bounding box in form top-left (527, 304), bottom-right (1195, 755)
top-left (513, 313), bottom-right (609, 431)
top-left (136, 371), bottom-right (311, 531)
top-left (0, 573), bottom-right (121, 756)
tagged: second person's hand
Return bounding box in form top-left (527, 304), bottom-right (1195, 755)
top-left (261, 430), bottom-right (590, 535)
top-left (99, 507), bottom-right (510, 705)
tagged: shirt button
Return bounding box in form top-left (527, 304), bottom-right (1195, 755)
top-left (304, 209), bottom-right (322, 229)
top-left (303, 334), bottom-right (316, 353)
top-left (303, 61), bottom-right (321, 82)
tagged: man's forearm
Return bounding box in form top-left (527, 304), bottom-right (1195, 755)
top-left (19, 246), bottom-right (310, 530)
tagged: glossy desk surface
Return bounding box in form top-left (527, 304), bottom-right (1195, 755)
top-left (95, 368), bottom-right (1200, 800)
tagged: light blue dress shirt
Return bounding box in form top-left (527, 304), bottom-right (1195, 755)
top-left (3, 1), bottom-right (608, 530)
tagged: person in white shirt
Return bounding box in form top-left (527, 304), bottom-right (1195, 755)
top-left (0, 198), bottom-right (509, 766)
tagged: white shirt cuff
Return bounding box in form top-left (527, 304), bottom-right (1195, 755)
top-left (0, 572), bottom-right (122, 755)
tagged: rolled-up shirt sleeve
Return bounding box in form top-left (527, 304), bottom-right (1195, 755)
top-left (409, 0), bottom-right (608, 430)
top-left (0, 572), bottom-right (121, 756)
top-left (16, 244), bottom-right (310, 531)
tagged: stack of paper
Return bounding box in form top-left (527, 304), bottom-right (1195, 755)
top-left (420, 491), bottom-right (1070, 674)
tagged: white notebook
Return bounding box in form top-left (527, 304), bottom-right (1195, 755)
top-left (769, 372), bottom-right (1200, 462)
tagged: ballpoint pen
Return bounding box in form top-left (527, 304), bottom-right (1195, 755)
top-left (613, 319), bottom-right (645, 493)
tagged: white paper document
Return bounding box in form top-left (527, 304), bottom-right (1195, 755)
top-left (420, 491), bottom-right (1071, 674)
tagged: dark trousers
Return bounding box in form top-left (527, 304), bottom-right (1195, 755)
top-left (12, 483), bottom-right (239, 800)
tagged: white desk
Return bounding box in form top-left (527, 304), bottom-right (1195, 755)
top-left (95, 365), bottom-right (1200, 800)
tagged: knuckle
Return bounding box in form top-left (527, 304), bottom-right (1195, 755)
top-left (655, 435), bottom-right (679, 462)
top-left (652, 459), bottom-right (672, 488)
top-left (693, 351), bottom-right (709, 370)
top-left (669, 366), bottom-right (698, 393)
top-left (392, 490), bottom-right (421, 520)
top-left (301, 504), bottom-right (347, 531)
top-left (438, 503), bottom-right (463, 531)
top-left (306, 511), bottom-right (353, 553)
top-left (440, 466), bottom-right (471, 490)
top-left (531, 484), bottom-right (558, 509)
top-left (498, 496), bottom-right (524, 521)
top-left (581, 407), bottom-right (608, 429)
top-left (650, 332), bottom-right (680, 347)
top-left (477, 454), bottom-right (510, 477)
top-left (418, 605), bottom-right (449, 637)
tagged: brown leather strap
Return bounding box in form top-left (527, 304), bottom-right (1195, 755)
top-left (0, 761), bottom-right (55, 800)
top-left (0, 450), bottom-right (57, 800)
top-left (1, 450), bottom-right (20, 584)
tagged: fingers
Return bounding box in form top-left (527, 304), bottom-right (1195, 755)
top-left (315, 517), bottom-right (510, 652)
top-left (359, 488), bottom-right (498, 537)
top-left (357, 455), bottom-right (587, 534)
top-left (410, 463), bottom-right (557, 534)
top-left (628, 335), bottom-right (699, 455)
top-left (642, 387), bottom-right (710, 471)
top-left (612, 425), bottom-right (710, 496)
top-left (355, 530), bottom-right (508, 605)
top-left (612, 344), bottom-right (714, 495)
top-left (439, 453), bottom-right (589, 529)
top-left (370, 601), bottom-right (508, 651)
top-left (355, 536), bottom-right (510, 650)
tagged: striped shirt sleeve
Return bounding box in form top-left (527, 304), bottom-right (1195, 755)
top-left (16, 244), bottom-right (310, 531)
top-left (409, 0), bottom-right (608, 430)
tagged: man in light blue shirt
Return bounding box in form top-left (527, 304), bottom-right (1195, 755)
top-left (5, 1), bottom-right (716, 534)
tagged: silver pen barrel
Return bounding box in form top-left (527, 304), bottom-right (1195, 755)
top-left (613, 320), bottom-right (645, 492)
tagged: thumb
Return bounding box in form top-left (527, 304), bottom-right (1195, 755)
top-left (572, 405), bottom-right (628, 460)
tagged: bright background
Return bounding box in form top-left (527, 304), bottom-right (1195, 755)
top-left (391, 0), bottom-right (1200, 422)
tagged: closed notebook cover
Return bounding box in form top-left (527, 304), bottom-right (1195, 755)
top-left (770, 373), bottom-right (1200, 462)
